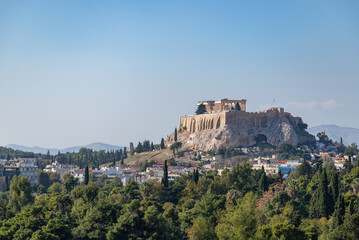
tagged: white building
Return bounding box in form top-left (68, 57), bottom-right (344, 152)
top-left (19, 159), bottom-right (39, 185)
top-left (72, 167), bottom-right (136, 186)
top-left (43, 161), bottom-right (79, 180)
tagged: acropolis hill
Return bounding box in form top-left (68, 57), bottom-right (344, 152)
top-left (167, 98), bottom-right (316, 150)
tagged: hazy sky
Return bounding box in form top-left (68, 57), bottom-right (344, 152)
top-left (1, 1), bottom-right (358, 148)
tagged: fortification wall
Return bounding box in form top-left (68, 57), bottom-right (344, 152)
top-left (179, 112), bottom-right (226, 133)
top-left (179, 108), bottom-right (303, 133)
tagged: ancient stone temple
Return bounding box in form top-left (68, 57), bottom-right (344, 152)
top-left (168, 99), bottom-right (315, 150)
top-left (197, 98), bottom-right (247, 113)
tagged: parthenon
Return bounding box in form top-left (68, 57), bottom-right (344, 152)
top-left (197, 98), bottom-right (247, 113)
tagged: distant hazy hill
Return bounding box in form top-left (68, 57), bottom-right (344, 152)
top-left (5, 142), bottom-right (124, 155)
top-left (308, 125), bottom-right (359, 146)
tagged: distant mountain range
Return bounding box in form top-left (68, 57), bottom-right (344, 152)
top-left (5, 142), bottom-right (125, 155)
top-left (308, 125), bottom-right (359, 146)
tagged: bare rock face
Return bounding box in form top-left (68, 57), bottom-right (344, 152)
top-left (168, 108), bottom-right (315, 151)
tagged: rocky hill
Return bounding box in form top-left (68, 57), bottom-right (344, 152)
top-left (168, 107), bottom-right (315, 151)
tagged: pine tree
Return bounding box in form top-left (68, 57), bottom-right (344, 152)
top-left (195, 104), bottom-right (207, 115)
top-left (160, 138), bottom-right (165, 150)
top-left (235, 102), bottom-right (241, 111)
top-left (348, 199), bottom-right (355, 215)
top-left (174, 128), bottom-right (178, 142)
top-left (136, 142), bottom-right (144, 153)
top-left (161, 160), bottom-right (168, 188)
top-left (332, 195), bottom-right (345, 228)
top-left (142, 140), bottom-right (150, 151)
top-left (84, 166), bottom-right (89, 185)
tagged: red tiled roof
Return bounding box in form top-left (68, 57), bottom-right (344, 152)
top-left (75, 169), bottom-right (94, 173)
top-left (274, 160), bottom-right (288, 164)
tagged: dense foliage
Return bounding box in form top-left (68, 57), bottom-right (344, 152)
top-left (0, 147), bottom-right (126, 169)
top-left (195, 104), bottom-right (206, 115)
top-left (1, 158), bottom-right (359, 240)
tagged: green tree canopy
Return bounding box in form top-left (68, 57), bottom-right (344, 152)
top-left (195, 104), bottom-right (206, 115)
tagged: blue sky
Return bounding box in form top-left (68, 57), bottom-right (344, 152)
top-left (0, 1), bottom-right (358, 148)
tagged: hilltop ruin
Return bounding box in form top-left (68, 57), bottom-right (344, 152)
top-left (168, 98), bottom-right (315, 150)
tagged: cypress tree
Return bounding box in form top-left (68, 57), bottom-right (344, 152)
top-left (160, 138), bottom-right (165, 150)
top-left (263, 173), bottom-right (269, 192)
top-left (121, 157), bottom-right (124, 165)
top-left (194, 169), bottom-right (199, 184)
top-left (344, 156), bottom-right (352, 174)
top-left (278, 169), bottom-right (283, 184)
top-left (258, 172), bottom-right (269, 193)
top-left (84, 166), bottom-right (89, 185)
top-left (113, 157), bottom-right (116, 167)
top-left (309, 169), bottom-right (331, 218)
top-left (123, 147), bottom-right (127, 159)
top-left (323, 169), bottom-right (333, 216)
top-left (174, 128), bottom-right (178, 142)
top-left (161, 160), bottom-right (168, 188)
top-left (5, 176), bottom-right (9, 191)
top-left (150, 142), bottom-right (154, 151)
top-left (332, 195), bottom-right (345, 228)
top-left (348, 156), bottom-right (352, 173)
top-left (331, 171), bottom-right (339, 204)
top-left (235, 102), bottom-right (241, 111)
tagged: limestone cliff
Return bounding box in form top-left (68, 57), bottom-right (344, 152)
top-left (167, 108), bottom-right (315, 151)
